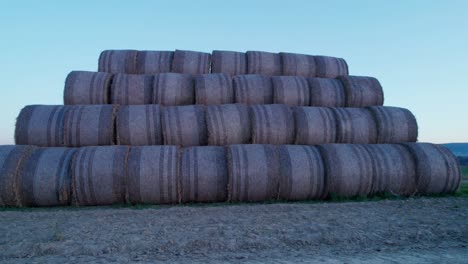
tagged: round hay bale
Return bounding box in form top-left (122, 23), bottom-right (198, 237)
top-left (111, 74), bottom-right (153, 105)
top-left (15, 105), bottom-right (67, 147)
top-left (116, 105), bottom-right (162, 146)
top-left (251, 104), bottom-right (295, 144)
top-left (294, 107), bottom-right (337, 145)
top-left (127, 146), bottom-right (179, 204)
top-left (319, 144), bottom-right (373, 198)
top-left (308, 78), bottom-right (346, 107)
top-left (246, 51), bottom-right (282, 76)
top-left (195, 73), bottom-right (234, 105)
top-left (64, 105), bottom-right (116, 147)
top-left (332, 108), bottom-right (378, 144)
top-left (206, 104), bottom-right (251, 145)
top-left (64, 71), bottom-right (112, 105)
top-left (153, 73), bottom-right (194, 106)
top-left (364, 144), bottom-right (416, 196)
top-left (279, 145), bottom-right (326, 200)
top-left (172, 49), bottom-right (211, 75)
top-left (280, 52), bottom-right (316, 77)
top-left (211, 50), bottom-right (247, 76)
top-left (227, 144), bottom-right (280, 202)
top-left (402, 143), bottom-right (461, 195)
top-left (162, 105), bottom-right (207, 147)
top-left (72, 146), bottom-right (129, 206)
top-left (0, 145), bottom-right (35, 207)
top-left (233, 74), bottom-right (273, 104)
top-left (314, 56), bottom-right (349, 78)
top-left (98, 50), bottom-right (138, 73)
top-left (368, 106), bottom-right (418, 143)
top-left (136, 50), bottom-right (174, 74)
top-left (338, 76), bottom-right (384, 107)
top-left (181, 146), bottom-right (228, 203)
top-left (20, 148), bottom-right (76, 207)
top-left (272, 76), bottom-right (310, 106)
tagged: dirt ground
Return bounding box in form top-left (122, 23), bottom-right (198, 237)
top-left (0, 197), bottom-right (467, 264)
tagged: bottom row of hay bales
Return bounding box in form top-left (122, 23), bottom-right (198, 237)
top-left (0, 143), bottom-right (461, 207)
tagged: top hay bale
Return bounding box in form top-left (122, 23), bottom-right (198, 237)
top-left (172, 50), bottom-right (211, 75)
top-left (246, 51), bottom-right (282, 76)
top-left (98, 50), bottom-right (138, 74)
top-left (314, 55), bottom-right (348, 78)
top-left (211, 50), bottom-right (247, 76)
top-left (135, 51), bottom-right (173, 74)
top-left (280, 52), bottom-right (316, 77)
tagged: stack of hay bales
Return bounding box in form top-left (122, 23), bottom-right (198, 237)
top-left (0, 49), bottom-right (460, 207)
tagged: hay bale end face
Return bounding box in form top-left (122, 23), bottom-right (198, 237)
top-left (279, 145), bottom-right (326, 200)
top-left (127, 146), bottom-right (179, 204)
top-left (116, 105), bottom-right (162, 146)
top-left (64, 71), bottom-right (112, 105)
top-left (251, 104), bottom-right (295, 144)
top-left (98, 50), bottom-right (138, 74)
top-left (339, 76), bottom-right (384, 107)
top-left (233, 75), bottom-right (273, 105)
top-left (162, 105), bottom-right (207, 147)
top-left (15, 105), bottom-right (67, 147)
top-left (272, 76), bottom-right (310, 106)
top-left (0, 145), bottom-right (35, 207)
top-left (314, 56), bottom-right (349, 78)
top-left (294, 107), bottom-right (337, 145)
top-left (211, 50), bottom-right (247, 76)
top-left (153, 73), bottom-right (194, 106)
top-left (206, 104), bottom-right (251, 145)
top-left (308, 78), bottom-right (346, 107)
top-left (227, 144), bottom-right (280, 202)
top-left (20, 148), bottom-right (76, 207)
top-left (111, 74), bottom-right (153, 105)
top-left (64, 105), bottom-right (116, 147)
top-left (195, 73), bottom-right (234, 105)
top-left (332, 108), bottom-right (378, 144)
top-left (136, 51), bottom-right (174, 74)
top-left (172, 50), bottom-right (211, 75)
top-left (72, 146), bottom-right (129, 206)
top-left (368, 106), bottom-right (418, 143)
top-left (280, 52), bottom-right (316, 77)
top-left (246, 51), bottom-right (282, 76)
top-left (181, 146), bottom-right (228, 203)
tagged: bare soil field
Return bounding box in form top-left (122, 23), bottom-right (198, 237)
top-left (0, 197), bottom-right (467, 263)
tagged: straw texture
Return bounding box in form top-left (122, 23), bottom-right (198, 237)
top-left (162, 105), bottom-right (207, 147)
top-left (233, 75), bottom-right (273, 104)
top-left (98, 50), bottom-right (138, 73)
top-left (308, 78), bottom-right (346, 107)
top-left (206, 104), bottom-right (251, 145)
top-left (332, 108), bottom-right (378, 144)
top-left (294, 107), bottom-right (337, 145)
top-left (153, 73), bottom-right (194, 106)
top-left (64, 71), bottom-right (112, 105)
top-left (111, 74), bottom-right (153, 105)
top-left (280, 52), bottom-right (316, 77)
top-left (272, 76), bottom-right (310, 106)
top-left (136, 51), bottom-right (173, 74)
top-left (172, 50), bottom-right (211, 75)
top-left (339, 76), bottom-right (384, 107)
top-left (195, 73), bottom-right (234, 105)
top-left (116, 105), bottom-right (162, 146)
top-left (368, 106), bottom-right (418, 143)
top-left (251, 104), bottom-right (295, 144)
top-left (246, 51), bottom-right (282, 76)
top-left (314, 56), bottom-right (348, 78)
top-left (211, 50), bottom-right (247, 76)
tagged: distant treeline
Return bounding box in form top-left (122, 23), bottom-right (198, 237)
top-left (457, 156), bottom-right (468, 166)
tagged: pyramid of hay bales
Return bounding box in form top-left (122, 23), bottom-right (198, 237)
top-left (0, 49), bottom-right (461, 207)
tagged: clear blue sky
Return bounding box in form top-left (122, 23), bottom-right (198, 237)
top-left (0, 1), bottom-right (467, 144)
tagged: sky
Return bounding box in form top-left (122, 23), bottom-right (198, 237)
top-left (0, 0), bottom-right (467, 144)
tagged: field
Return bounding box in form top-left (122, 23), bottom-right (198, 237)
top-left (461, 166), bottom-right (468, 182)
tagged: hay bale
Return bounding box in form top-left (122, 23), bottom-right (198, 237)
top-left (402, 143), bottom-right (461, 195)
top-left (338, 76), bottom-right (384, 107)
top-left (72, 146), bottom-right (129, 206)
top-left (64, 71), bottom-right (112, 105)
top-left (368, 106), bottom-right (418, 143)
top-left (153, 73), bottom-right (194, 106)
top-left (195, 73), bottom-right (234, 105)
top-left (206, 104), bottom-right (251, 145)
top-left (64, 105), bottom-right (116, 147)
top-left (20, 148), bottom-right (76, 207)
top-left (127, 146), bottom-right (179, 204)
top-left (251, 104), bottom-right (295, 144)
top-left (172, 49), bottom-right (211, 75)
top-left (319, 144), bottom-right (373, 198)
top-left (162, 105), bottom-right (207, 147)
top-left (0, 145), bottom-right (35, 207)
top-left (181, 146), bottom-right (228, 203)
top-left (246, 51), bottom-right (282, 76)
top-left (364, 144), bottom-right (416, 196)
top-left (211, 50), bottom-right (247, 76)
top-left (227, 144), bottom-right (280, 202)
top-left (116, 105), bottom-right (162, 146)
top-left (136, 50), bottom-right (173, 74)
top-left (294, 107), bottom-right (337, 145)
top-left (308, 78), bottom-right (346, 107)
top-left (314, 56), bottom-right (348, 78)
top-left (280, 52), bottom-right (316, 77)
top-left (111, 74), bottom-right (153, 105)
top-left (332, 108), bottom-right (378, 144)
top-left (233, 75), bottom-right (273, 104)
top-left (15, 105), bottom-right (67, 147)
top-left (278, 145), bottom-right (326, 200)
top-left (98, 50), bottom-right (138, 73)
top-left (272, 76), bottom-right (310, 106)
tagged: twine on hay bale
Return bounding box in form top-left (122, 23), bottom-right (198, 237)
top-left (368, 106), bottom-right (418, 143)
top-left (116, 105), bottom-right (162, 146)
top-left (308, 78), bottom-right (346, 107)
top-left (294, 107), bottom-right (337, 145)
top-left (280, 52), bottom-right (316, 77)
top-left (246, 51), bottom-right (282, 76)
top-left (195, 73), bottom-right (234, 105)
top-left (206, 104), bottom-right (251, 145)
top-left (332, 108), bottom-right (378, 144)
top-left (64, 71), bottom-right (113, 105)
top-left (172, 49), bottom-right (211, 75)
top-left (211, 50), bottom-right (247, 76)
top-left (162, 105), bottom-right (207, 147)
top-left (314, 55), bottom-right (348, 78)
top-left (272, 76), bottom-right (310, 106)
top-left (136, 50), bottom-right (173, 74)
top-left (153, 73), bottom-right (194, 106)
top-left (338, 76), bottom-right (384, 107)
top-left (111, 74), bottom-right (153, 105)
top-left (233, 74), bottom-right (273, 105)
top-left (251, 104), bottom-right (295, 144)
top-left (98, 50), bottom-right (138, 73)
